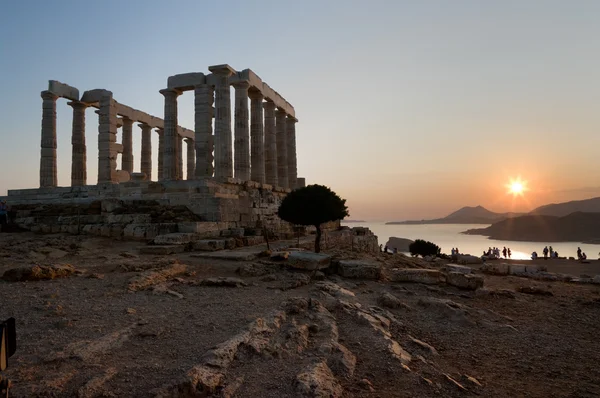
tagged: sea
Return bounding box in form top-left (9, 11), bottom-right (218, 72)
top-left (342, 222), bottom-right (600, 261)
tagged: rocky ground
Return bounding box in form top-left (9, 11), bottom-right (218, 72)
top-left (1, 232), bottom-right (599, 397)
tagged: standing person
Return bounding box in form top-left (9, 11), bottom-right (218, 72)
top-left (577, 247), bottom-right (582, 260)
top-left (549, 246), bottom-right (554, 258)
top-left (543, 246), bottom-right (549, 259)
top-left (508, 248), bottom-right (512, 258)
top-left (502, 247), bottom-right (507, 258)
top-left (455, 247), bottom-right (459, 255)
top-left (451, 248), bottom-right (455, 256)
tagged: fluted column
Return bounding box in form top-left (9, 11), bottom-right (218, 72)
top-left (209, 64), bottom-right (235, 179)
top-left (186, 138), bottom-right (195, 179)
top-left (275, 108), bottom-right (288, 188)
top-left (98, 93), bottom-right (118, 184)
top-left (121, 118), bottom-right (134, 174)
top-left (286, 116), bottom-right (298, 189)
top-left (160, 88), bottom-right (181, 180)
top-left (249, 90), bottom-right (265, 184)
top-left (68, 101), bottom-right (88, 186)
top-left (40, 91), bottom-right (58, 188)
top-left (139, 123), bottom-right (152, 180)
top-left (157, 128), bottom-right (164, 181)
top-left (177, 135), bottom-right (183, 180)
top-left (263, 100), bottom-right (277, 186)
top-left (194, 84), bottom-right (214, 178)
top-left (233, 81), bottom-right (250, 181)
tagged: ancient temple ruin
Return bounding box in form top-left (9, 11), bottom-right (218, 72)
top-left (4, 64), bottom-right (309, 238)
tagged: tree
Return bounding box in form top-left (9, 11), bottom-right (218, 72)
top-left (278, 184), bottom-right (349, 253)
top-left (409, 239), bottom-right (441, 257)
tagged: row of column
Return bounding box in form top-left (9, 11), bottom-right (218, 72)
top-left (39, 81), bottom-right (298, 189)
top-left (160, 68), bottom-right (298, 189)
top-left (40, 90), bottom-right (186, 187)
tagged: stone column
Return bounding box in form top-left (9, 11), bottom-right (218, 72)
top-left (233, 81), bottom-right (250, 181)
top-left (121, 118), bottom-right (134, 174)
top-left (139, 123), bottom-right (152, 180)
top-left (157, 128), bottom-right (164, 181)
top-left (186, 138), bottom-right (195, 179)
top-left (177, 134), bottom-right (183, 180)
top-left (275, 108), bottom-right (288, 188)
top-left (286, 116), bottom-right (298, 189)
top-left (98, 93), bottom-right (118, 184)
top-left (160, 88), bottom-right (181, 180)
top-left (208, 64), bottom-right (235, 179)
top-left (249, 90), bottom-right (265, 184)
top-left (263, 100), bottom-right (277, 186)
top-left (68, 101), bottom-right (88, 186)
top-left (40, 91), bottom-right (58, 188)
top-left (194, 84), bottom-right (214, 178)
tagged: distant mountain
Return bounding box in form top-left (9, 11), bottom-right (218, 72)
top-left (529, 197), bottom-right (600, 217)
top-left (463, 212), bottom-right (600, 243)
top-left (387, 205), bottom-right (521, 225)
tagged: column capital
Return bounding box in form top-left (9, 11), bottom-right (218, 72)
top-left (138, 123), bottom-right (152, 130)
top-left (286, 115), bottom-right (298, 123)
top-left (159, 88), bottom-right (182, 98)
top-left (248, 89), bottom-right (263, 100)
top-left (41, 90), bottom-right (58, 101)
top-left (121, 117), bottom-right (134, 126)
top-left (67, 101), bottom-right (89, 110)
top-left (208, 64), bottom-right (235, 76)
top-left (156, 127), bottom-right (164, 135)
top-left (275, 108), bottom-right (287, 116)
top-left (232, 80), bottom-right (250, 90)
top-left (263, 101), bottom-right (276, 111)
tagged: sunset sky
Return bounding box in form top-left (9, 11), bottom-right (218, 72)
top-left (1, 1), bottom-right (599, 221)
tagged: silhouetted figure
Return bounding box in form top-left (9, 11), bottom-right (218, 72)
top-left (543, 246), bottom-right (549, 259)
top-left (549, 246), bottom-right (554, 258)
top-left (507, 248), bottom-right (512, 258)
top-left (577, 247), bottom-right (582, 260)
top-left (582, 252), bottom-right (587, 260)
top-left (502, 247), bottom-right (507, 258)
top-left (455, 247), bottom-right (459, 255)
top-left (531, 251), bottom-right (538, 260)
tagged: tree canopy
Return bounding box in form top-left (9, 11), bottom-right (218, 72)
top-left (278, 184), bottom-right (349, 227)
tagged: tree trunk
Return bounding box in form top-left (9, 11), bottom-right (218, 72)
top-left (315, 224), bottom-right (322, 253)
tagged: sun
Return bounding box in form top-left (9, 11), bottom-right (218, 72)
top-left (506, 178), bottom-right (528, 196)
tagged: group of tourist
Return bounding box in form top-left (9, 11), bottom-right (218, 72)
top-left (576, 247), bottom-right (588, 261)
top-left (482, 246), bottom-right (512, 259)
top-left (531, 245), bottom-right (561, 260)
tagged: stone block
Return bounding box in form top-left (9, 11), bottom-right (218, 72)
top-left (286, 251), bottom-right (331, 270)
top-left (509, 264), bottom-right (527, 275)
top-left (154, 233), bottom-right (197, 245)
top-left (138, 245), bottom-right (185, 255)
top-left (337, 260), bottom-right (382, 280)
top-left (442, 264), bottom-right (472, 274)
top-left (389, 269), bottom-right (445, 285)
top-left (481, 263), bottom-right (510, 275)
top-left (445, 272), bottom-right (484, 290)
top-left (48, 80), bottom-right (79, 101)
top-left (456, 255), bottom-right (483, 265)
top-left (192, 239), bottom-right (226, 251)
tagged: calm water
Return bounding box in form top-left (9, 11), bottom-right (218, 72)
top-left (343, 222), bottom-right (600, 261)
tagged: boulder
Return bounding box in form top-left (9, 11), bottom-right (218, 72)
top-left (389, 269), bottom-right (445, 285)
top-left (192, 239), bottom-right (226, 251)
top-left (294, 361), bottom-right (343, 398)
top-left (337, 260), bottom-right (382, 280)
top-left (445, 272), bottom-right (484, 290)
top-left (481, 263), bottom-right (510, 275)
top-left (287, 251), bottom-right (331, 270)
top-left (2, 264), bottom-right (77, 282)
top-left (385, 237), bottom-right (414, 252)
top-left (442, 264), bottom-right (472, 274)
top-left (377, 292), bottom-right (406, 309)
